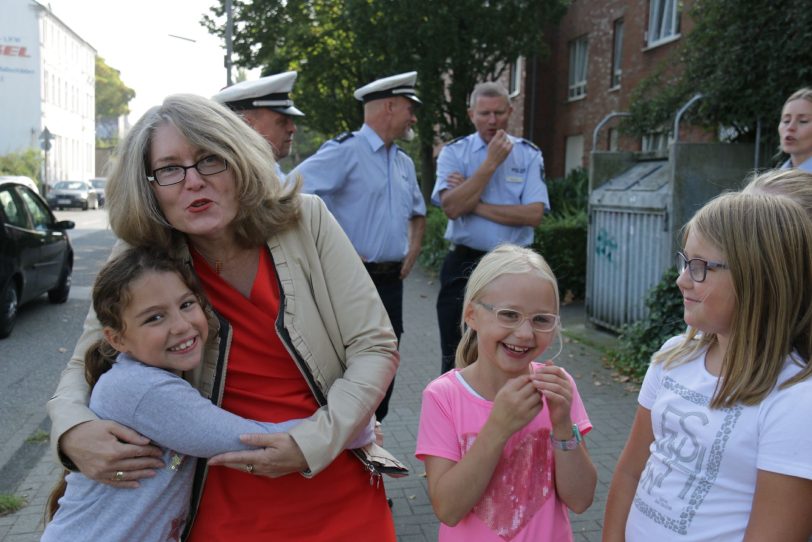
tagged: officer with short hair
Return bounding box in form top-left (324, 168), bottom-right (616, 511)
top-left (433, 81), bottom-right (550, 374)
top-left (290, 72), bottom-right (427, 421)
top-left (213, 71), bottom-right (304, 178)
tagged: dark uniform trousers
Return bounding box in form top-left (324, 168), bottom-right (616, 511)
top-left (436, 245), bottom-right (487, 374)
top-left (363, 262), bottom-right (403, 421)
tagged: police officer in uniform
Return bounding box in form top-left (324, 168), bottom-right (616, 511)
top-left (213, 71), bottom-right (305, 178)
top-left (290, 71), bottom-right (427, 421)
top-left (433, 81), bottom-right (549, 374)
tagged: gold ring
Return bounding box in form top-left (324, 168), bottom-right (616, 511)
top-left (113, 471), bottom-right (125, 482)
top-left (245, 464), bottom-right (254, 474)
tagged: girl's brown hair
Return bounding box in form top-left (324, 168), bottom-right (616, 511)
top-left (46, 247), bottom-right (210, 521)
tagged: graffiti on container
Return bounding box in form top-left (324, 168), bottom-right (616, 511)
top-left (596, 228), bottom-right (618, 262)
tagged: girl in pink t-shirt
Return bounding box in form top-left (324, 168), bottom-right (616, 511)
top-left (416, 244), bottom-right (597, 542)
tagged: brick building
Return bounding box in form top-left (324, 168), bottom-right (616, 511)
top-left (518, 0), bottom-right (713, 179)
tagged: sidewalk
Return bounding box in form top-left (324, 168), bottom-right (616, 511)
top-left (0, 266), bottom-right (638, 541)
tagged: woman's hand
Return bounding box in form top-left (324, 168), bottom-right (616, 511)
top-left (207, 433), bottom-right (309, 478)
top-left (59, 420), bottom-right (163, 488)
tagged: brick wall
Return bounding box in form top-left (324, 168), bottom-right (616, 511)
top-left (527, 0), bottom-right (710, 179)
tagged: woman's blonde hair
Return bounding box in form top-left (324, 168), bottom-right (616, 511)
top-left (655, 192), bottom-right (812, 408)
top-left (455, 244), bottom-right (560, 368)
top-left (784, 87), bottom-right (812, 107)
top-left (743, 168), bottom-right (812, 221)
top-left (106, 93), bottom-right (301, 250)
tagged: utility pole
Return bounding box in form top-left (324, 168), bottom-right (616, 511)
top-left (225, 0), bottom-right (233, 87)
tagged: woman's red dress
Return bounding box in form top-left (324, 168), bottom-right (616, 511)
top-left (187, 248), bottom-right (395, 541)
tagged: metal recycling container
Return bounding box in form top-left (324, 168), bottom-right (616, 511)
top-left (586, 159), bottom-right (671, 332)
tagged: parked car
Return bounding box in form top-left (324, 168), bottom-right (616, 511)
top-left (90, 177), bottom-right (107, 207)
top-left (47, 180), bottom-right (99, 210)
top-left (0, 179), bottom-right (75, 338)
top-left (0, 175), bottom-right (39, 194)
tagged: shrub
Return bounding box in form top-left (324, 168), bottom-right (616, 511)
top-left (532, 210), bottom-right (587, 300)
top-left (607, 267), bottom-right (685, 379)
top-left (417, 206), bottom-right (451, 274)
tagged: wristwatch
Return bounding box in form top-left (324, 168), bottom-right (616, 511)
top-left (550, 424), bottom-right (582, 451)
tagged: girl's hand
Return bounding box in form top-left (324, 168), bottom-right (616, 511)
top-left (208, 433), bottom-right (308, 478)
top-left (531, 362), bottom-right (574, 429)
top-left (59, 420), bottom-right (163, 488)
top-left (488, 375), bottom-right (543, 439)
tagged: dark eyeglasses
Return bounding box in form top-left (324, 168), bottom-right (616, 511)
top-left (476, 301), bottom-right (559, 332)
top-left (676, 251), bottom-right (729, 282)
top-left (147, 155), bottom-right (228, 186)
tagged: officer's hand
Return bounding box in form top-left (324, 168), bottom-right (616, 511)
top-left (446, 171), bottom-right (465, 189)
top-left (486, 130), bottom-right (512, 167)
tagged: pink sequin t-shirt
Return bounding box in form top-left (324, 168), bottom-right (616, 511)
top-left (415, 365), bottom-right (592, 542)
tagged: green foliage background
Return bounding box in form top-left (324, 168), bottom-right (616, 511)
top-left (0, 149), bottom-right (43, 184)
top-left (608, 268), bottom-right (685, 379)
top-left (202, 0), bottom-right (568, 193)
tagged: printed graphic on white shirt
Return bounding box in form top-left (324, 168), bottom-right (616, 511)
top-left (633, 375), bottom-right (743, 535)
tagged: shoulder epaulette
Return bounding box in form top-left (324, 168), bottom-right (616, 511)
top-left (333, 131), bottom-right (354, 143)
top-left (519, 138), bottom-right (540, 151)
top-left (446, 135), bottom-right (466, 146)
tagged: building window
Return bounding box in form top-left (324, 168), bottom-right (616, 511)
top-left (647, 0), bottom-right (680, 46)
top-left (565, 134), bottom-right (585, 174)
top-left (611, 19), bottom-right (624, 88)
top-left (509, 56), bottom-right (523, 97)
top-left (608, 128), bottom-right (619, 151)
top-left (642, 132), bottom-right (671, 152)
top-left (568, 36), bottom-right (588, 100)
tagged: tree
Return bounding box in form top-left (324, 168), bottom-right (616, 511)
top-left (202, 0), bottom-right (567, 192)
top-left (0, 149), bottom-right (42, 181)
top-left (625, 0), bottom-right (812, 158)
top-left (95, 56), bottom-right (135, 121)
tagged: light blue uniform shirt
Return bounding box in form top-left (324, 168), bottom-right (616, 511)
top-left (781, 156), bottom-right (812, 172)
top-left (431, 132), bottom-right (549, 251)
top-left (292, 124), bottom-right (426, 262)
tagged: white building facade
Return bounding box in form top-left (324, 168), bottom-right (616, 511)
top-left (0, 0), bottom-right (95, 184)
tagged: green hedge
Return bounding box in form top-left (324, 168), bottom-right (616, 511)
top-left (532, 210), bottom-right (587, 300)
top-left (607, 267), bottom-right (685, 379)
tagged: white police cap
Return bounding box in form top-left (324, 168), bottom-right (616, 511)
top-left (353, 71), bottom-right (421, 105)
top-left (213, 71), bottom-right (305, 117)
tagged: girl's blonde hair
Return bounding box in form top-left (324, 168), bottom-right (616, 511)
top-left (655, 192), bottom-right (812, 408)
top-left (743, 168), bottom-right (812, 221)
top-left (455, 244), bottom-right (560, 368)
top-left (106, 93), bottom-right (301, 251)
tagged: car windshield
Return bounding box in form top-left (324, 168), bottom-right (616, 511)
top-left (54, 181), bottom-right (86, 190)
top-left (91, 180), bottom-right (106, 189)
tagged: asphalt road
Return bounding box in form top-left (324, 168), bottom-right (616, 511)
top-left (0, 209), bottom-right (115, 493)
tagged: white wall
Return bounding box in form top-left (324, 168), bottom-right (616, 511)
top-left (0, 0), bottom-right (95, 183)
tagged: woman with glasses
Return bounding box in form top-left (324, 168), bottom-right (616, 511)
top-left (415, 244), bottom-right (597, 541)
top-left (47, 94), bottom-right (404, 541)
top-left (603, 192), bottom-right (812, 541)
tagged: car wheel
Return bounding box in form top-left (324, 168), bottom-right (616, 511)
top-left (48, 263), bottom-right (72, 304)
top-left (0, 280), bottom-right (19, 339)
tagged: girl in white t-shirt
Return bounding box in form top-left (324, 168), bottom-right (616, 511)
top-left (604, 192), bottom-right (812, 541)
top-left (416, 244), bottom-right (597, 542)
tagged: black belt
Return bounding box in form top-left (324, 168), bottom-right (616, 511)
top-left (363, 261), bottom-right (402, 275)
top-left (452, 244), bottom-right (487, 260)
